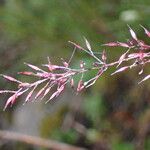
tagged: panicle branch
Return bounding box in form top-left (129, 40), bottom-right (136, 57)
top-left (1, 25), bottom-right (150, 110)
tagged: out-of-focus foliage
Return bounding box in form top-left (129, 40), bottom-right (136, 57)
top-left (0, 0), bottom-right (150, 150)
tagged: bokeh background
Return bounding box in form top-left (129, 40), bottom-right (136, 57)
top-left (0, 0), bottom-right (150, 150)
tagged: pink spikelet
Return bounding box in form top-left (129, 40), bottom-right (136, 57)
top-left (111, 66), bottom-right (129, 75)
top-left (1, 74), bottom-right (22, 83)
top-left (140, 25), bottom-right (150, 38)
top-left (127, 25), bottom-right (138, 41)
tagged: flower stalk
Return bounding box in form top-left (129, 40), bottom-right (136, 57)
top-left (1, 25), bottom-right (150, 110)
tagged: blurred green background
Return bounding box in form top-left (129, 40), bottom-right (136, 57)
top-left (0, 0), bottom-right (150, 150)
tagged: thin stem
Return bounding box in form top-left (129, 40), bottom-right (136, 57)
top-left (68, 47), bottom-right (76, 65)
top-left (0, 130), bottom-right (86, 150)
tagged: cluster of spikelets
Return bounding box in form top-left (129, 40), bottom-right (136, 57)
top-left (1, 25), bottom-right (150, 110)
